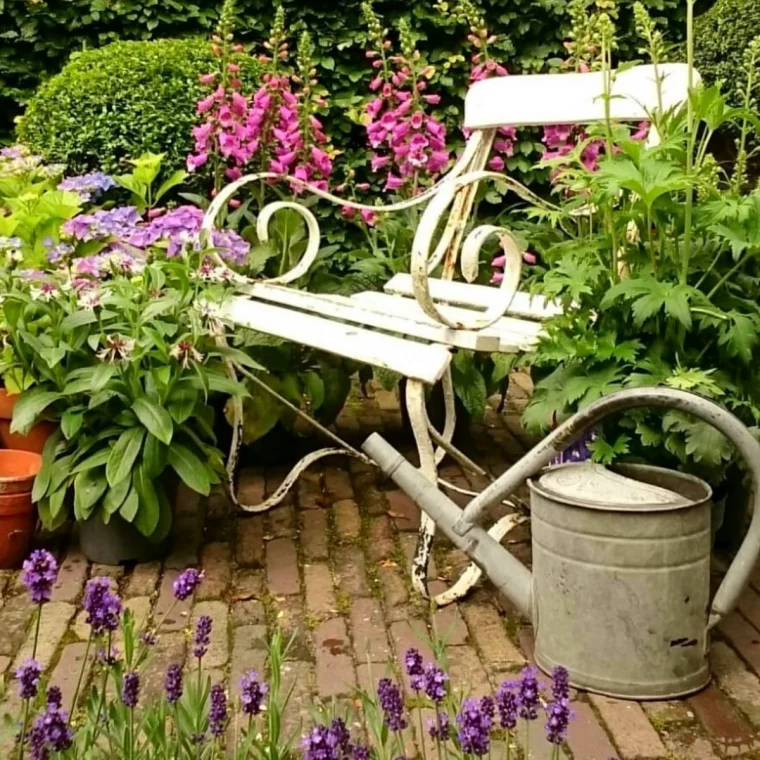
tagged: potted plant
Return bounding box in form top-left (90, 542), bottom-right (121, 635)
top-left (0, 206), bottom-right (252, 563)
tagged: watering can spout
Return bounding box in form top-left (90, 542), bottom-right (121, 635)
top-left (362, 433), bottom-right (533, 618)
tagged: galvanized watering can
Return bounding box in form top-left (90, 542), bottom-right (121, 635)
top-left (363, 388), bottom-right (760, 700)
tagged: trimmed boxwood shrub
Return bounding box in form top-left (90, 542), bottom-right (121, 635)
top-left (694, 0), bottom-right (760, 96)
top-left (17, 38), bottom-right (261, 174)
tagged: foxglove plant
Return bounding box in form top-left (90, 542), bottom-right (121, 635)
top-left (361, 3), bottom-right (450, 198)
top-left (188, 3), bottom-right (334, 198)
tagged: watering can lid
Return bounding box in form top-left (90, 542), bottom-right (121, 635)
top-left (536, 462), bottom-right (690, 509)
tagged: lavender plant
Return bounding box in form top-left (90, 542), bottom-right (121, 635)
top-left (8, 549), bottom-right (580, 760)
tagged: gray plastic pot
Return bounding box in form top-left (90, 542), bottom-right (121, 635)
top-left (79, 512), bottom-right (172, 565)
top-left (79, 475), bottom-right (177, 565)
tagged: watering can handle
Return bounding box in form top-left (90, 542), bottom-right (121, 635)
top-left (454, 387), bottom-right (760, 629)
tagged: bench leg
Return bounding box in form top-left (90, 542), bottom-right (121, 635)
top-left (406, 376), bottom-right (525, 607)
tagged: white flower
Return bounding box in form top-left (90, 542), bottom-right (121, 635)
top-left (194, 298), bottom-right (226, 337)
top-left (29, 283), bottom-right (59, 302)
top-left (77, 287), bottom-right (107, 309)
top-left (169, 340), bottom-right (204, 369)
top-left (97, 335), bottom-right (136, 363)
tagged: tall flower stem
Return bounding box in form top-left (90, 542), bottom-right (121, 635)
top-left (417, 707), bottom-right (428, 760)
top-left (681, 0), bottom-right (695, 285)
top-left (18, 604), bottom-right (43, 760)
top-left (88, 632), bottom-right (112, 751)
top-left (68, 630), bottom-right (93, 726)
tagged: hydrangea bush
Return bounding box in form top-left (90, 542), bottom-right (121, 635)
top-left (7, 550), bottom-right (585, 760)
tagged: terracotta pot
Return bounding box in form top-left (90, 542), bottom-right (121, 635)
top-left (0, 450), bottom-right (41, 569)
top-left (0, 389), bottom-right (56, 454)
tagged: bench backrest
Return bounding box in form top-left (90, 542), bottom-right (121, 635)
top-left (464, 63), bottom-right (697, 130)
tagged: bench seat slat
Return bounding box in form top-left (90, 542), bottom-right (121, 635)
top-left (350, 291), bottom-right (543, 350)
top-left (384, 274), bottom-right (562, 321)
top-left (245, 283), bottom-right (500, 352)
top-left (222, 296), bottom-right (451, 384)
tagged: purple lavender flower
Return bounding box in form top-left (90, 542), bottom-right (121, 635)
top-left (518, 665), bottom-right (541, 721)
top-left (552, 428), bottom-right (595, 465)
top-left (46, 686), bottom-right (62, 710)
top-left (15, 658), bottom-right (42, 700)
top-left (301, 724), bottom-right (341, 760)
top-left (330, 718), bottom-right (351, 754)
top-left (551, 666), bottom-right (570, 701)
top-left (209, 684), bottom-right (228, 737)
top-left (377, 678), bottom-right (407, 731)
top-left (423, 662), bottom-right (448, 703)
top-left (428, 711), bottom-right (450, 740)
top-left (21, 549), bottom-right (59, 604)
top-left (141, 630), bottom-right (157, 647)
top-left (58, 172), bottom-right (116, 202)
top-left (544, 698), bottom-right (572, 745)
top-left (404, 648), bottom-right (425, 691)
top-left (193, 615), bottom-right (212, 659)
top-left (456, 698), bottom-right (493, 756)
top-left (240, 670), bottom-right (268, 716)
top-left (173, 568), bottom-right (205, 601)
top-left (28, 700), bottom-right (73, 757)
top-left (495, 679), bottom-right (519, 729)
top-left (404, 648), bottom-right (423, 676)
top-left (83, 577), bottom-right (122, 634)
top-left (165, 664), bottom-right (184, 705)
top-left (121, 671), bottom-right (140, 708)
top-left (352, 746), bottom-right (370, 760)
top-left (544, 665), bottom-right (572, 745)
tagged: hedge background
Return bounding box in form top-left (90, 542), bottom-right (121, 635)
top-left (2, 0), bottom-right (697, 142)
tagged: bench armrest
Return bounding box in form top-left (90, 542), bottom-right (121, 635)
top-left (199, 134), bottom-right (494, 286)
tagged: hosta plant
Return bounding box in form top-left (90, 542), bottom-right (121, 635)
top-left (518, 1), bottom-right (760, 482)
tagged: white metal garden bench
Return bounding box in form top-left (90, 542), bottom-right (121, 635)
top-left (201, 62), bottom-right (695, 607)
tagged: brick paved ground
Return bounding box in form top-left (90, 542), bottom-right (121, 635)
top-left (0, 379), bottom-right (759, 758)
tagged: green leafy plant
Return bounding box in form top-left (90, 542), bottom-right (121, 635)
top-left (2, 252), bottom-right (248, 539)
top-left (518, 1), bottom-right (760, 482)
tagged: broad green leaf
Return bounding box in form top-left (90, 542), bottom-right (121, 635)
top-left (40, 346), bottom-right (66, 369)
top-left (10, 389), bottom-right (60, 435)
top-left (106, 427), bottom-right (146, 486)
top-left (104, 476), bottom-right (131, 515)
top-left (48, 486), bottom-right (67, 520)
top-left (167, 443), bottom-right (211, 496)
top-left (61, 310), bottom-right (98, 332)
top-left (154, 169), bottom-right (187, 203)
top-left (70, 448), bottom-right (111, 474)
top-left (132, 398), bottom-right (173, 445)
top-left (451, 352), bottom-right (487, 421)
top-left (119, 485), bottom-right (140, 522)
top-left (133, 467), bottom-right (160, 536)
top-left (142, 433), bottom-right (168, 478)
top-left (151, 485), bottom-right (173, 544)
top-left (304, 371), bottom-right (324, 411)
top-left (61, 409), bottom-right (84, 440)
top-left (168, 394), bottom-right (196, 425)
top-left (74, 468), bottom-right (107, 520)
top-left (32, 428), bottom-right (63, 502)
